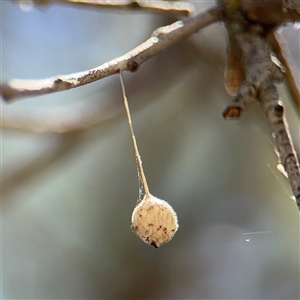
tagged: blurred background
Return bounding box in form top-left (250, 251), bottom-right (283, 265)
top-left (2, 0), bottom-right (300, 299)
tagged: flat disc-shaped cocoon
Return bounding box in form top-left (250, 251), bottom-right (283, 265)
top-left (131, 194), bottom-right (179, 248)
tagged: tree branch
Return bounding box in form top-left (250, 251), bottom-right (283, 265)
top-left (241, 0), bottom-right (300, 25)
top-left (259, 83), bottom-right (300, 209)
top-left (55, 0), bottom-right (195, 16)
top-left (222, 29), bottom-right (285, 119)
top-left (222, 27), bottom-right (300, 210)
top-left (20, 0), bottom-right (195, 16)
top-left (267, 32), bottom-right (300, 115)
top-left (4, 0), bottom-right (300, 212)
top-left (1, 6), bottom-right (222, 102)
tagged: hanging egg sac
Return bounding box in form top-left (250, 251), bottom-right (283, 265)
top-left (131, 194), bottom-right (179, 248)
top-left (119, 71), bottom-right (179, 248)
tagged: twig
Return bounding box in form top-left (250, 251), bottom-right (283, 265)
top-left (259, 83), bottom-right (300, 209)
top-left (222, 27), bottom-right (300, 210)
top-left (1, 41), bottom-right (202, 133)
top-left (224, 33), bottom-right (244, 96)
top-left (267, 31), bottom-right (300, 115)
top-left (220, 0), bottom-right (300, 118)
top-left (222, 30), bottom-right (285, 119)
top-left (1, 6), bottom-right (222, 102)
top-left (50, 0), bottom-right (195, 17)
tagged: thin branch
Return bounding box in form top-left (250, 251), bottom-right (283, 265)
top-left (224, 33), bottom-right (245, 96)
top-left (222, 28), bottom-right (300, 210)
top-left (50, 0), bottom-right (195, 17)
top-left (220, 0), bottom-right (300, 118)
top-left (1, 41), bottom-right (202, 133)
top-left (1, 6), bottom-right (222, 102)
top-left (259, 83), bottom-right (300, 209)
top-left (268, 31), bottom-right (300, 115)
top-left (223, 30), bottom-right (285, 119)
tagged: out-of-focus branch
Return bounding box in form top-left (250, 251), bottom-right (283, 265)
top-left (1, 7), bottom-right (221, 102)
top-left (18, 0), bottom-right (195, 16)
top-left (2, 133), bottom-right (83, 206)
top-left (1, 99), bottom-right (116, 133)
top-left (240, 0), bottom-right (300, 25)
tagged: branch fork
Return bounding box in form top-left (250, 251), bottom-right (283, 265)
top-left (2, 0), bottom-right (300, 210)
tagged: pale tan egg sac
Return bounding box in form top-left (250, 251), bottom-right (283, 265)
top-left (131, 194), bottom-right (179, 248)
